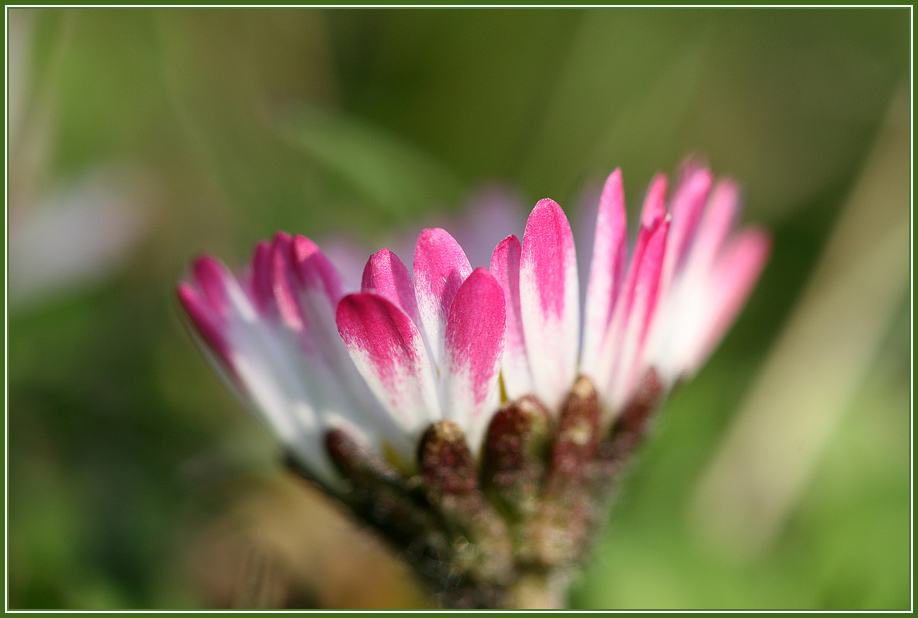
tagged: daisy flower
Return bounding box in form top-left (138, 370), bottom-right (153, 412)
top-left (177, 160), bottom-right (769, 609)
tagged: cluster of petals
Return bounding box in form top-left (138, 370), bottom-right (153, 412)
top-left (178, 230), bottom-right (507, 486)
top-left (178, 162), bottom-right (769, 487)
top-left (501, 161), bottom-right (771, 415)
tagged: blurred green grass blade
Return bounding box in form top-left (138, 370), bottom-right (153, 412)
top-left (278, 106), bottom-right (464, 221)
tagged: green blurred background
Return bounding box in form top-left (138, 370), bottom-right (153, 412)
top-left (7, 8), bottom-right (911, 610)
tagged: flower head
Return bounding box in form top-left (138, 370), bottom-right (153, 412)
top-left (177, 160), bottom-right (769, 608)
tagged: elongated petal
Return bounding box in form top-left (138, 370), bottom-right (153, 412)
top-left (686, 179), bottom-right (740, 274)
top-left (490, 235), bottom-right (532, 399)
top-left (594, 217), bottom-right (659, 384)
top-left (290, 235), bottom-right (356, 376)
top-left (443, 268), bottom-right (506, 451)
top-left (292, 235), bottom-right (344, 304)
top-left (337, 293), bottom-right (442, 442)
top-left (182, 256), bottom-right (342, 486)
top-left (262, 237), bottom-right (403, 466)
top-left (690, 228), bottom-right (771, 372)
top-left (677, 155), bottom-right (707, 186)
top-left (665, 167), bottom-right (712, 283)
top-left (292, 238), bottom-right (368, 385)
top-left (626, 219), bottom-right (671, 360)
top-left (272, 241), bottom-right (409, 460)
top-left (413, 228), bottom-right (473, 368)
top-left (248, 241), bottom-right (275, 316)
top-left (520, 199), bottom-right (580, 411)
top-left (621, 220), bottom-right (662, 316)
top-left (229, 330), bottom-right (339, 486)
top-left (582, 169), bottom-right (627, 376)
top-left (271, 234), bottom-right (346, 358)
top-left (270, 232), bottom-right (306, 333)
top-left (607, 218), bottom-right (670, 409)
top-left (362, 248), bottom-right (419, 324)
top-left (640, 173), bottom-right (668, 228)
top-left (177, 281), bottom-right (230, 366)
top-left (193, 256), bottom-right (230, 313)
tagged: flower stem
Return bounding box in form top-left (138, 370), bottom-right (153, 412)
top-left (506, 571), bottom-right (569, 610)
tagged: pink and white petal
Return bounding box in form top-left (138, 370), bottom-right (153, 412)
top-left (621, 218), bottom-right (664, 312)
top-left (337, 293), bottom-right (442, 442)
top-left (249, 322), bottom-right (387, 484)
top-left (596, 216), bottom-right (662, 382)
top-left (683, 179), bottom-right (741, 277)
top-left (490, 235), bottom-right (533, 399)
top-left (652, 180), bottom-right (744, 373)
top-left (192, 255), bottom-right (232, 315)
top-left (292, 242), bottom-right (356, 365)
top-left (289, 235), bottom-right (357, 373)
top-left (582, 169), bottom-right (628, 376)
top-left (177, 282), bottom-right (231, 368)
top-left (413, 228), bottom-right (473, 367)
top-left (247, 241), bottom-right (275, 316)
top-left (677, 155), bottom-right (708, 186)
top-left (270, 232), bottom-right (308, 334)
top-left (278, 241), bottom-right (405, 453)
top-left (640, 173), bottom-right (668, 228)
top-left (520, 199), bottom-right (580, 411)
top-left (664, 167), bottom-right (712, 282)
top-left (271, 235), bottom-right (342, 355)
top-left (254, 238), bottom-right (389, 457)
top-left (181, 251), bottom-right (381, 486)
top-left (687, 227), bottom-right (771, 374)
top-left (228, 334), bottom-right (341, 486)
top-left (195, 267), bottom-right (344, 486)
top-left (443, 268), bottom-right (506, 451)
top-left (362, 248), bottom-right (420, 324)
top-left (606, 219), bottom-right (670, 411)
top-left (292, 235), bottom-right (345, 304)
top-left (625, 219), bottom-right (671, 359)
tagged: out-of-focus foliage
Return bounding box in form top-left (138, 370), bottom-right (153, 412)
top-left (7, 8), bottom-right (910, 609)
